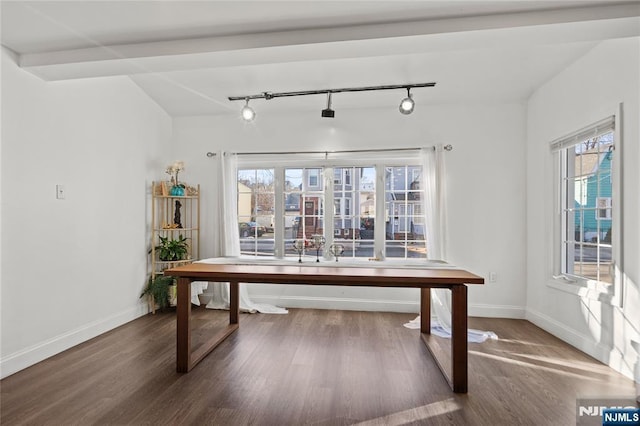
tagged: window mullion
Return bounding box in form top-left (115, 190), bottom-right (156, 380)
top-left (324, 167), bottom-right (335, 255)
top-left (274, 167), bottom-right (285, 258)
top-left (612, 105), bottom-right (622, 306)
top-left (374, 163), bottom-right (386, 260)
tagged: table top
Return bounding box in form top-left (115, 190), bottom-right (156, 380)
top-left (164, 261), bottom-right (484, 288)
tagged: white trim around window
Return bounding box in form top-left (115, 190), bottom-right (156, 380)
top-left (548, 104), bottom-right (623, 307)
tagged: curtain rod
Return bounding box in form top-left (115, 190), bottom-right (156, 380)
top-left (206, 145), bottom-right (452, 157)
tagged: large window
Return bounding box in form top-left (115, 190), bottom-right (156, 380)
top-left (552, 117), bottom-right (616, 285)
top-left (237, 161), bottom-right (427, 260)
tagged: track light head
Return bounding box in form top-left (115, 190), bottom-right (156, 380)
top-left (321, 92), bottom-right (335, 118)
top-left (399, 88), bottom-right (415, 115)
top-left (241, 98), bottom-right (256, 121)
top-left (321, 109), bottom-right (335, 118)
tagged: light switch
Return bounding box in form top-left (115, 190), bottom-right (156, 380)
top-left (56, 184), bottom-right (65, 200)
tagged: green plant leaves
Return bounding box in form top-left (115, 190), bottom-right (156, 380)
top-left (155, 234), bottom-right (189, 261)
top-left (140, 275), bottom-right (176, 310)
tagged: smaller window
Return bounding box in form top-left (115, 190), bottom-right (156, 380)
top-left (344, 169), bottom-right (351, 185)
top-left (334, 169), bottom-right (342, 185)
top-left (308, 169), bottom-right (320, 187)
top-left (551, 116), bottom-right (615, 286)
top-left (597, 197), bottom-right (612, 220)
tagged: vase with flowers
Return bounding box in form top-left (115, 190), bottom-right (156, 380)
top-left (166, 161), bottom-right (185, 196)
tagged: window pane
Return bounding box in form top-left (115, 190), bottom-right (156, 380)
top-left (385, 166), bottom-right (426, 259)
top-left (560, 130), bottom-right (614, 284)
top-left (333, 167), bottom-right (375, 259)
top-left (238, 168), bottom-right (275, 257)
top-left (285, 167), bottom-right (325, 260)
top-left (598, 249), bottom-right (613, 284)
top-left (344, 169), bottom-right (352, 186)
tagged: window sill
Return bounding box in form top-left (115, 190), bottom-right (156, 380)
top-left (547, 276), bottom-right (615, 304)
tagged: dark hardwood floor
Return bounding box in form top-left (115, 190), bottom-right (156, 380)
top-left (1, 308), bottom-right (636, 425)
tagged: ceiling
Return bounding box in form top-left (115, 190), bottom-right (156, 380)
top-left (2, 1), bottom-right (640, 117)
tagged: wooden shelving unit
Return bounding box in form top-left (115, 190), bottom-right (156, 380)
top-left (150, 181), bottom-right (200, 308)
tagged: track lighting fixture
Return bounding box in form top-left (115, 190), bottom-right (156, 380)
top-left (241, 98), bottom-right (256, 121)
top-left (229, 82), bottom-right (435, 120)
top-left (399, 88), bottom-right (415, 115)
top-left (321, 92), bottom-right (335, 118)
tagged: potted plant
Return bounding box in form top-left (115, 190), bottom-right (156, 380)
top-left (155, 234), bottom-right (189, 261)
top-left (140, 274), bottom-right (176, 311)
top-left (166, 161), bottom-right (186, 196)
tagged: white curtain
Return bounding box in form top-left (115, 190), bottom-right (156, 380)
top-left (406, 146), bottom-right (496, 342)
top-left (206, 152), bottom-right (287, 314)
top-left (421, 146), bottom-right (454, 335)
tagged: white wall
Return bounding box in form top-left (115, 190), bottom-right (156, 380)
top-left (0, 48), bottom-right (172, 378)
top-left (171, 102), bottom-right (527, 317)
top-left (526, 37), bottom-right (640, 382)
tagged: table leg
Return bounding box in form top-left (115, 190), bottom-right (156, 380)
top-left (176, 277), bottom-right (192, 373)
top-left (451, 284), bottom-right (468, 393)
top-left (230, 281), bottom-right (239, 324)
top-left (420, 288), bottom-right (431, 333)
top-left (176, 279), bottom-right (240, 373)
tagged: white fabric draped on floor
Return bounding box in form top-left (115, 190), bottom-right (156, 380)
top-left (203, 151), bottom-right (287, 314)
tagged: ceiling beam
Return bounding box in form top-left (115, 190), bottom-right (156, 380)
top-left (18, 3), bottom-right (640, 81)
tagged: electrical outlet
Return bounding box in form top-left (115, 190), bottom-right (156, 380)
top-left (56, 184), bottom-right (65, 200)
top-left (489, 272), bottom-right (497, 283)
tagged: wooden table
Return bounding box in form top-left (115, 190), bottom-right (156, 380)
top-left (164, 262), bottom-right (484, 393)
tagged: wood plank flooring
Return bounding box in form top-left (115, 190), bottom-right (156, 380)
top-left (1, 308), bottom-right (636, 425)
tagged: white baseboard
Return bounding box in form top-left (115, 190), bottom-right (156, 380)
top-left (250, 294), bottom-right (420, 313)
top-left (525, 307), bottom-right (614, 369)
top-left (250, 294), bottom-right (525, 318)
top-left (526, 308), bottom-right (637, 382)
top-left (469, 303), bottom-right (526, 319)
top-left (0, 303), bottom-right (148, 379)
